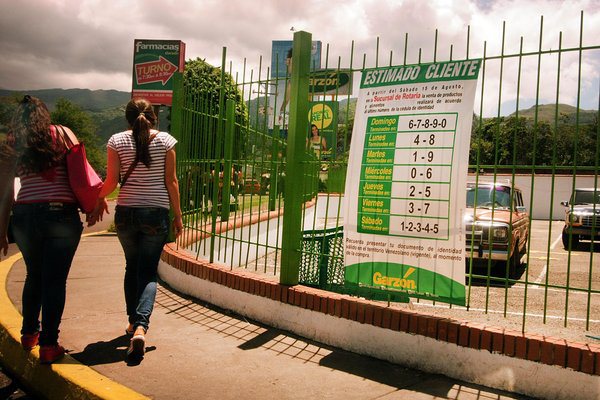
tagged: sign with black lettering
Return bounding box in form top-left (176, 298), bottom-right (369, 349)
top-left (343, 60), bottom-right (481, 305)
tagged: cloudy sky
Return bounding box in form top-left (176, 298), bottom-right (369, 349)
top-left (1, 0), bottom-right (598, 115)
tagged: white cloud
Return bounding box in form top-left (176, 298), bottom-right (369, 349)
top-left (0, 0), bottom-right (598, 114)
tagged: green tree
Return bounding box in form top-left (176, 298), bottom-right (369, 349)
top-left (183, 58), bottom-right (248, 160)
top-left (469, 117), bottom-right (500, 167)
top-left (0, 95), bottom-right (20, 140)
top-left (51, 98), bottom-right (106, 176)
top-left (180, 58), bottom-right (250, 210)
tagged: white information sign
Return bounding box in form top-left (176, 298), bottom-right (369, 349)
top-left (343, 60), bottom-right (481, 305)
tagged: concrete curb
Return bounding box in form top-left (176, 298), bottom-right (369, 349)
top-left (0, 248), bottom-right (148, 399)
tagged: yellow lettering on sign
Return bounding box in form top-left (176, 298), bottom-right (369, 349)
top-left (372, 271), bottom-right (416, 290)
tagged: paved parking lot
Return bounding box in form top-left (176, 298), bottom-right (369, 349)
top-left (408, 220), bottom-right (600, 342)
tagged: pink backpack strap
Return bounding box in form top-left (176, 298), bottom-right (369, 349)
top-left (52, 125), bottom-right (78, 151)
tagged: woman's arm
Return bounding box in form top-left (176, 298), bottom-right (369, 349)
top-left (0, 178), bottom-right (14, 258)
top-left (99, 147), bottom-right (120, 198)
top-left (0, 154), bottom-right (17, 257)
top-left (165, 148), bottom-right (183, 238)
top-left (88, 147), bottom-right (120, 225)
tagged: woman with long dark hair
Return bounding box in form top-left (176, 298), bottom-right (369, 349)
top-left (0, 95), bottom-right (84, 364)
top-left (92, 98), bottom-right (183, 361)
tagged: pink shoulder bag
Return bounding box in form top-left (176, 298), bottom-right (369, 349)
top-left (54, 125), bottom-right (103, 213)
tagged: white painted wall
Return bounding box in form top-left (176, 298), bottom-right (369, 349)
top-left (190, 174), bottom-right (600, 266)
top-left (471, 174), bottom-right (599, 220)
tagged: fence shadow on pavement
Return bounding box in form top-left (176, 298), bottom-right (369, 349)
top-left (154, 279), bottom-right (532, 399)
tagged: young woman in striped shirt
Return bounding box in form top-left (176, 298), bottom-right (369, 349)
top-left (91, 98), bottom-right (183, 361)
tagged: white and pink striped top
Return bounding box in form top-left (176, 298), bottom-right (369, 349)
top-left (15, 163), bottom-right (76, 204)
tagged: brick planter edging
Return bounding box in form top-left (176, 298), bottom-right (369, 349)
top-left (161, 244), bottom-right (600, 376)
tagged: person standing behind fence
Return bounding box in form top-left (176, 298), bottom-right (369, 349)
top-left (0, 95), bottom-right (84, 364)
top-left (90, 98), bottom-right (183, 361)
top-left (307, 124), bottom-right (327, 159)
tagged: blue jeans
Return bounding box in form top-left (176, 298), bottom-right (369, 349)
top-left (11, 202), bottom-right (82, 346)
top-left (115, 206), bottom-right (169, 332)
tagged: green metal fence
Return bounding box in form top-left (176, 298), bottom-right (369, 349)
top-left (171, 12), bottom-right (599, 339)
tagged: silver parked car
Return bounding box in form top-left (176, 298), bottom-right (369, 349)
top-left (561, 187), bottom-right (600, 249)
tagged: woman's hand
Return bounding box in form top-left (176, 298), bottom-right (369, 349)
top-left (0, 235), bottom-right (8, 259)
top-left (172, 215), bottom-right (183, 238)
top-left (87, 198), bottom-right (109, 226)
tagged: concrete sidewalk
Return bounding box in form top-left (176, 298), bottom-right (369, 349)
top-left (1, 231), bottom-right (532, 399)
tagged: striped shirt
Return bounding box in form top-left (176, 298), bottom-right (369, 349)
top-left (108, 130), bottom-right (177, 209)
top-left (16, 162), bottom-right (77, 204)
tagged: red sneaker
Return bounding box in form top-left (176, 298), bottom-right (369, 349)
top-left (21, 332), bottom-right (39, 350)
top-left (39, 344), bottom-right (65, 364)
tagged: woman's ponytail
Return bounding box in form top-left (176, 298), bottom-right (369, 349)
top-left (125, 98), bottom-right (156, 167)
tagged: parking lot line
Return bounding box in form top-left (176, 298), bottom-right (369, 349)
top-left (550, 232), bottom-right (563, 250)
top-left (532, 264), bottom-right (548, 287)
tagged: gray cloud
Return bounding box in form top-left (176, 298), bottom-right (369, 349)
top-left (0, 0), bottom-right (598, 115)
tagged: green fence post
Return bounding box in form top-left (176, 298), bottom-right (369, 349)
top-left (280, 31), bottom-right (312, 285)
top-left (221, 98), bottom-right (235, 221)
top-left (168, 73), bottom-right (185, 244)
top-left (170, 72), bottom-right (184, 141)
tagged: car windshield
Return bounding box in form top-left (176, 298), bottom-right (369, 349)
top-left (572, 190), bottom-right (600, 205)
top-left (466, 185), bottom-right (512, 209)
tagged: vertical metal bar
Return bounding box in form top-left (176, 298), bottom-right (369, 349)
top-left (238, 63), bottom-right (251, 270)
top-left (544, 32), bottom-right (563, 324)
top-left (269, 126), bottom-right (279, 211)
top-left (574, 11), bottom-right (588, 327)
top-left (507, 36), bottom-right (523, 312)
top-left (375, 37), bottom-right (380, 68)
top-left (170, 74), bottom-right (184, 142)
top-left (467, 40), bottom-right (487, 309)
top-left (209, 47), bottom-right (227, 263)
top-left (433, 29), bottom-right (438, 62)
top-left (242, 69), bottom-right (255, 269)
top-left (403, 33), bottom-right (408, 65)
top-left (521, 16), bottom-right (544, 332)
top-left (251, 57), bottom-right (265, 271)
top-left (587, 80), bottom-right (600, 330)
top-left (170, 72), bottom-right (184, 247)
top-left (564, 12), bottom-right (586, 327)
top-left (280, 30), bottom-right (312, 285)
top-left (466, 25), bottom-right (470, 60)
top-left (221, 98), bottom-right (235, 221)
top-left (487, 21), bottom-right (507, 312)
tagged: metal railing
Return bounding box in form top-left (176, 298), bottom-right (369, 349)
top-left (170, 12), bottom-right (599, 339)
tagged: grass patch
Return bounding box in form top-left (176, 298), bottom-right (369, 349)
top-left (106, 188), bottom-right (119, 200)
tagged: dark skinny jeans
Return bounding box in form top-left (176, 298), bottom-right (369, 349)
top-left (114, 205), bottom-right (169, 332)
top-left (11, 202), bottom-right (82, 346)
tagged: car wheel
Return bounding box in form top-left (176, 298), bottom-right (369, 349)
top-left (562, 230), bottom-right (579, 250)
top-left (508, 241), bottom-right (520, 278)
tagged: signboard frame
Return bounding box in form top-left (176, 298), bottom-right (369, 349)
top-left (132, 39), bottom-right (186, 106)
top-left (343, 59), bottom-right (482, 306)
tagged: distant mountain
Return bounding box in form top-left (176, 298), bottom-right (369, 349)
top-left (0, 88), bottom-right (132, 144)
top-left (0, 88), bottom-right (130, 112)
top-left (89, 107), bottom-right (128, 144)
top-left (338, 97), bottom-right (357, 124)
top-left (509, 104), bottom-right (597, 124)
